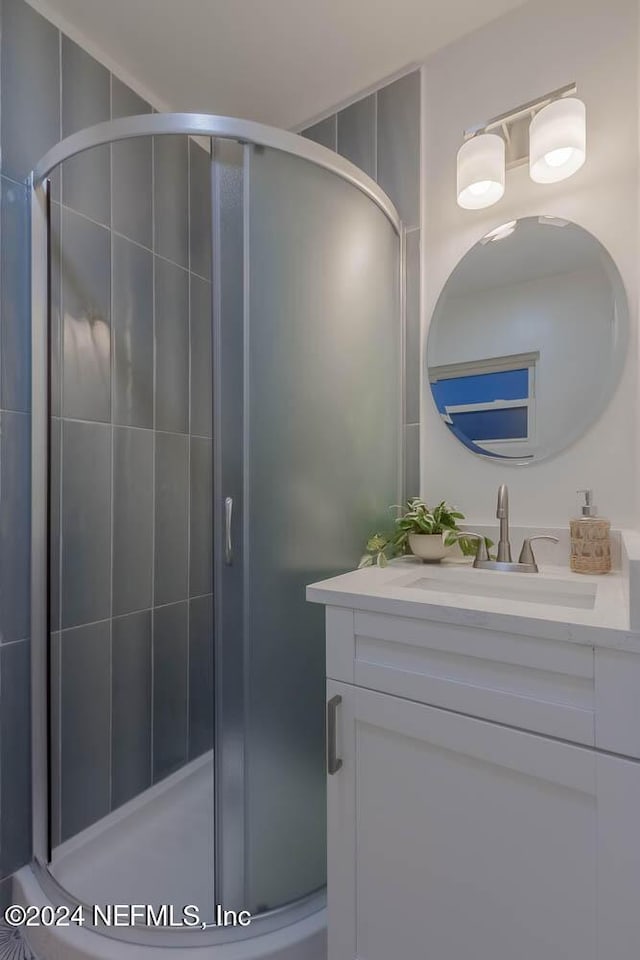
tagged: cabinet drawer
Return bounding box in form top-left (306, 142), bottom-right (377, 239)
top-left (326, 607), bottom-right (595, 744)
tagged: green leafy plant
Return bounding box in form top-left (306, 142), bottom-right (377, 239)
top-left (359, 498), bottom-right (492, 568)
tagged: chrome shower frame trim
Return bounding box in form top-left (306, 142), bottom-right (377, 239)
top-left (30, 175), bottom-right (50, 868)
top-left (31, 111), bottom-right (401, 231)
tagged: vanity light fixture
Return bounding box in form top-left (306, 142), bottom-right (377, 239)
top-left (456, 83), bottom-right (586, 210)
top-left (456, 134), bottom-right (505, 210)
top-left (529, 97), bottom-right (586, 183)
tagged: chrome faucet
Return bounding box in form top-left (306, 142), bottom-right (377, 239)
top-left (472, 484), bottom-right (559, 573)
top-left (496, 484), bottom-right (512, 563)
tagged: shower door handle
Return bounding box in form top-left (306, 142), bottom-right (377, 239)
top-left (327, 695), bottom-right (343, 775)
top-left (224, 496), bottom-right (233, 566)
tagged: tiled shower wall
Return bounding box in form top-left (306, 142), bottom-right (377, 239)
top-left (301, 69), bottom-right (421, 499)
top-left (47, 79), bottom-right (214, 844)
top-left (0, 0), bottom-right (215, 875)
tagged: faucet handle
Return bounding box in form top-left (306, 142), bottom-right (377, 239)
top-left (463, 532), bottom-right (489, 566)
top-left (518, 535), bottom-right (560, 567)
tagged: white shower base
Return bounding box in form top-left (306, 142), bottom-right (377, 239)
top-left (14, 754), bottom-right (326, 959)
top-left (51, 754), bottom-right (215, 919)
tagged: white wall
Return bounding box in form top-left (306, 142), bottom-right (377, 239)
top-left (421, 0), bottom-right (639, 527)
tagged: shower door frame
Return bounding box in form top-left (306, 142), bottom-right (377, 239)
top-left (30, 112), bottom-right (403, 945)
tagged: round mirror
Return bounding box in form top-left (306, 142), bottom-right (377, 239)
top-left (426, 216), bottom-right (628, 463)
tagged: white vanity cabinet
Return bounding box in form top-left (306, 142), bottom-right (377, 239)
top-left (320, 604), bottom-right (640, 960)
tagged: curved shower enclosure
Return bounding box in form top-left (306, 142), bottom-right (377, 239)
top-left (28, 113), bottom-right (401, 952)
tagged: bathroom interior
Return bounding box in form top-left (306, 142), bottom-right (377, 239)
top-left (0, 0), bottom-right (638, 957)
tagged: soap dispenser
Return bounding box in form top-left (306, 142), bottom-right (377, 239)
top-left (570, 489), bottom-right (611, 574)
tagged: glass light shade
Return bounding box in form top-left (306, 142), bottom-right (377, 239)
top-left (457, 134), bottom-right (505, 210)
top-left (529, 97), bottom-right (586, 183)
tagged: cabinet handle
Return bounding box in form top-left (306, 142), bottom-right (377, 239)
top-left (224, 497), bottom-right (233, 566)
top-left (327, 695), bottom-right (343, 775)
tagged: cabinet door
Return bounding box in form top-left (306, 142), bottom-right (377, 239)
top-left (327, 679), bottom-right (602, 960)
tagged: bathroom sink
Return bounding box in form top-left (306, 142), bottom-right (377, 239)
top-left (397, 566), bottom-right (597, 610)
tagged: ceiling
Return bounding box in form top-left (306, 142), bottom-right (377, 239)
top-left (29, 0), bottom-right (526, 130)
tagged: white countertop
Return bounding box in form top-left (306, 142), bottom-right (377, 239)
top-left (307, 556), bottom-right (639, 652)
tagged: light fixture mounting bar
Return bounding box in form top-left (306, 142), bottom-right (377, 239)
top-left (463, 82), bottom-right (577, 141)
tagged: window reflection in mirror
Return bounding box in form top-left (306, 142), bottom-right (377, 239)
top-left (429, 353), bottom-right (537, 459)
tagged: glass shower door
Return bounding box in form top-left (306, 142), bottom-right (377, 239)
top-left (242, 144), bottom-right (401, 912)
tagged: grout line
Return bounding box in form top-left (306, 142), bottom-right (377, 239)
top-left (154, 596), bottom-right (205, 613)
top-left (120, 594), bottom-right (214, 621)
top-left (57, 28), bottom-right (62, 203)
top-left (56, 598), bottom-right (209, 642)
top-left (0, 172), bottom-right (33, 189)
top-left (107, 74), bottom-right (115, 814)
top-left (242, 141), bottom-right (252, 898)
top-left (188, 267), bottom-right (210, 285)
top-left (154, 245), bottom-right (190, 274)
top-left (373, 91), bottom-right (379, 183)
top-left (49, 415), bottom-right (211, 442)
top-left (186, 137), bottom-right (192, 764)
top-left (0, 406), bottom-right (30, 419)
top-left (54, 631), bottom-right (61, 850)
top-left (150, 126), bottom-right (156, 787)
top-left (50, 199), bottom-right (211, 280)
top-left (56, 183), bottom-right (65, 848)
top-left (0, 405), bottom-right (30, 417)
top-left (0, 636), bottom-right (31, 649)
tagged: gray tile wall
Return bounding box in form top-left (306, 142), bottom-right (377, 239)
top-left (0, 638), bottom-right (31, 875)
top-left (0, 0), bottom-right (37, 881)
top-left (0, 0), bottom-right (215, 865)
top-left (50, 133), bottom-right (215, 844)
top-left (59, 620), bottom-right (111, 841)
top-left (302, 69), bottom-right (421, 500)
top-left (112, 610), bottom-right (152, 808)
top-left (302, 115), bottom-right (337, 150)
top-left (61, 37), bottom-right (111, 225)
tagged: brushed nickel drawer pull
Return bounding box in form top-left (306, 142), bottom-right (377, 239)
top-left (327, 695), bottom-right (343, 775)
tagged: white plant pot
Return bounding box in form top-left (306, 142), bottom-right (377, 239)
top-left (408, 533), bottom-right (451, 563)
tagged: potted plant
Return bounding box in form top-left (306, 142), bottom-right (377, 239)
top-left (359, 498), bottom-right (491, 567)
